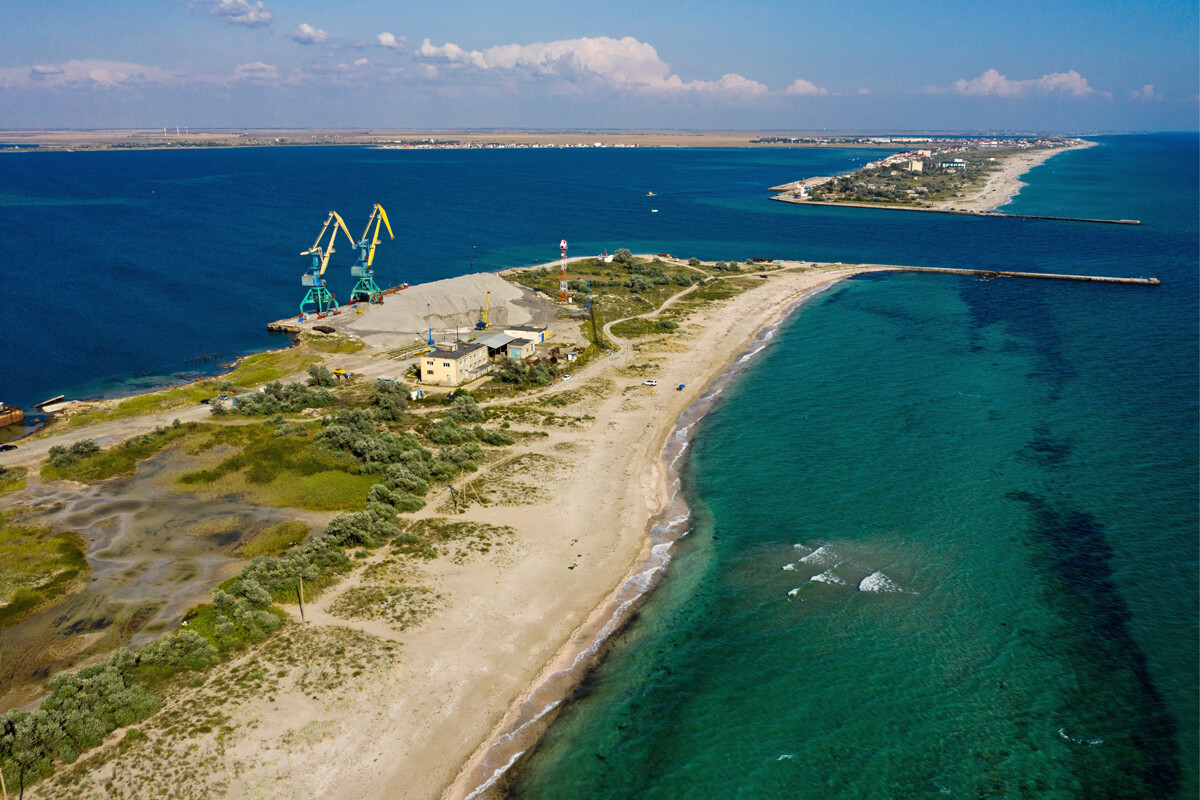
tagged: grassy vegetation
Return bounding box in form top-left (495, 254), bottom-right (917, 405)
top-left (509, 256), bottom-right (700, 322)
top-left (300, 332), bottom-right (365, 354)
top-left (610, 317), bottom-right (680, 338)
top-left (395, 517), bottom-right (517, 562)
top-left (0, 520), bottom-right (89, 630)
top-left (62, 350), bottom-right (322, 428)
top-left (177, 423), bottom-right (377, 511)
top-left (0, 465), bottom-right (28, 496)
top-left (234, 521), bottom-right (309, 558)
top-left (41, 422), bottom-right (201, 482)
top-left (806, 147), bottom-right (1040, 206)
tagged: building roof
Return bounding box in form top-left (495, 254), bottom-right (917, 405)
top-left (475, 332), bottom-right (516, 349)
top-left (428, 342), bottom-right (486, 360)
top-left (504, 325), bottom-right (548, 333)
top-left (509, 338), bottom-right (533, 347)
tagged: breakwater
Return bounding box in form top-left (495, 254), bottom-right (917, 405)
top-left (769, 195), bottom-right (1141, 225)
top-left (873, 265), bottom-right (1160, 285)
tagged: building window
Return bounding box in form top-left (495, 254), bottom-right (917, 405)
top-left (443, 362), bottom-right (450, 367)
top-left (425, 369), bottom-right (434, 375)
top-left (426, 361), bottom-right (433, 366)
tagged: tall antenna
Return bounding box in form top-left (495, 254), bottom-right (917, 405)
top-left (426, 302), bottom-right (435, 346)
top-left (559, 239), bottom-right (568, 303)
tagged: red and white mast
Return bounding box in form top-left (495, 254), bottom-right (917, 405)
top-left (559, 239), bottom-right (569, 303)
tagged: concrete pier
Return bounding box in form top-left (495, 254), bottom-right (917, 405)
top-left (873, 264), bottom-right (1159, 285)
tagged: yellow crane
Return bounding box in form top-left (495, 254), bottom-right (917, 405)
top-left (300, 211), bottom-right (356, 315)
top-left (350, 204), bottom-right (396, 304)
top-left (476, 291), bottom-right (491, 329)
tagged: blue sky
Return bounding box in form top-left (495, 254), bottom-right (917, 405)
top-left (2, 0), bottom-right (1196, 130)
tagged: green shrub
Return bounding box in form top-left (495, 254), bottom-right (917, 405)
top-left (473, 426), bottom-right (515, 446)
top-left (306, 364), bottom-right (337, 387)
top-left (446, 394), bottom-right (484, 423)
top-left (372, 380), bottom-right (409, 422)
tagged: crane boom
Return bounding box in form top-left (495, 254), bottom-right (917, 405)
top-left (357, 204), bottom-right (395, 269)
top-left (301, 211), bottom-right (355, 279)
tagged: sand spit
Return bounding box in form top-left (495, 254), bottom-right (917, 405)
top-left (15, 262), bottom-right (872, 800)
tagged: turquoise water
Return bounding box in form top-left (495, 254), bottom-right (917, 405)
top-left (507, 136), bottom-right (1198, 798)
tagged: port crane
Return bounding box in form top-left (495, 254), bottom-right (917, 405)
top-left (300, 211), bottom-right (356, 315)
top-left (350, 204), bottom-right (395, 304)
top-left (476, 292), bottom-right (490, 329)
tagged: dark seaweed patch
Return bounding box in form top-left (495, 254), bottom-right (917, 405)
top-left (1006, 490), bottom-right (1181, 798)
top-left (1018, 426), bottom-right (1072, 467)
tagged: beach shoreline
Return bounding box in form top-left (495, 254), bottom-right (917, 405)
top-left (440, 267), bottom-right (868, 800)
top-left (7, 260), bottom-right (873, 800)
top-left (771, 140), bottom-right (1097, 215)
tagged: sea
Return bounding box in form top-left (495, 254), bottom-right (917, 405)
top-left (2, 135), bottom-right (1196, 798)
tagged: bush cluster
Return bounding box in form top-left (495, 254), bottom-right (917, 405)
top-left (493, 357), bottom-right (553, 387)
top-left (315, 408), bottom-right (428, 473)
top-left (47, 439), bottom-right (99, 468)
top-left (232, 381), bottom-right (335, 415)
top-left (209, 576), bottom-right (280, 647)
top-left (0, 630), bottom-right (217, 791)
top-left (306, 364), bottom-right (337, 387)
top-left (372, 380), bottom-right (408, 422)
top-left (239, 538), bottom-right (352, 601)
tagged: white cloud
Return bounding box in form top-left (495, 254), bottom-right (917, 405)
top-left (0, 59), bottom-right (177, 90)
top-left (193, 0), bottom-right (272, 28)
top-left (354, 58), bottom-right (369, 66)
top-left (415, 35), bottom-right (767, 97)
top-left (948, 68), bottom-right (1107, 98)
top-left (290, 23), bottom-right (328, 45)
top-left (377, 32), bottom-right (406, 49)
top-left (857, 88), bottom-right (870, 95)
top-left (783, 78), bottom-right (827, 96)
top-left (1129, 83), bottom-right (1163, 101)
top-left (230, 61), bottom-right (278, 82)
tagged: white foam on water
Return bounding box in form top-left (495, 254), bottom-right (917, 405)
top-left (810, 570), bottom-right (846, 585)
top-left (1058, 728), bottom-right (1104, 746)
top-left (792, 543), bottom-right (813, 553)
top-left (787, 587), bottom-right (802, 597)
top-left (799, 545), bottom-right (837, 566)
top-left (777, 754), bottom-right (794, 761)
top-left (858, 571), bottom-right (904, 593)
top-left (782, 563), bottom-right (796, 571)
top-left (464, 749), bottom-right (527, 800)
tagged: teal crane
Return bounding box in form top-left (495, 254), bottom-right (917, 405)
top-left (350, 204), bottom-right (395, 304)
top-left (300, 211), bottom-right (356, 316)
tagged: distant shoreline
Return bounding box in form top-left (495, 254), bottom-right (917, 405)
top-left (0, 129), bottom-right (1096, 154)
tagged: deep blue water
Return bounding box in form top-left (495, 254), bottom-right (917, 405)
top-left (0, 139), bottom-right (1186, 409)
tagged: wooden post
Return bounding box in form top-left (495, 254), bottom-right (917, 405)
top-left (297, 574), bottom-right (305, 623)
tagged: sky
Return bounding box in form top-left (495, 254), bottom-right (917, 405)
top-left (1, 0), bottom-right (1197, 131)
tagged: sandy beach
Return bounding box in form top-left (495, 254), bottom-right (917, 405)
top-left (769, 140), bottom-right (1097, 215)
top-left (13, 261), bottom-right (871, 799)
top-left (933, 140), bottom-right (1097, 212)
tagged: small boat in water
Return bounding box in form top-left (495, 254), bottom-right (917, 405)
top-left (0, 403), bottom-right (24, 428)
top-left (647, 191), bottom-right (655, 196)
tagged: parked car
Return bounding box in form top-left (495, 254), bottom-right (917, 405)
top-left (643, 380), bottom-right (658, 386)
top-left (0, 444), bottom-right (17, 452)
top-left (561, 375), bottom-right (572, 381)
